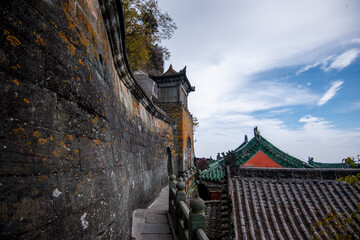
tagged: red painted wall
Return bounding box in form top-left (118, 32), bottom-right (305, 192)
top-left (210, 192), bottom-right (222, 200)
top-left (242, 150), bottom-right (284, 168)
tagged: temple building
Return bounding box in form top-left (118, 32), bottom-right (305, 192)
top-left (135, 65), bottom-right (196, 176)
top-left (150, 65), bottom-right (196, 175)
top-left (197, 128), bottom-right (360, 239)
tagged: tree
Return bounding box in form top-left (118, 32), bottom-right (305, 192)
top-left (123, 0), bottom-right (176, 73)
top-left (338, 155), bottom-right (360, 186)
top-left (310, 205), bottom-right (360, 240)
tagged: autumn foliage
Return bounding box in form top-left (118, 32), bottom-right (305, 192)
top-left (123, 0), bottom-right (176, 74)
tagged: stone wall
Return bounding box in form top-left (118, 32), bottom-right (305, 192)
top-left (157, 103), bottom-right (194, 174)
top-left (0, 0), bottom-right (176, 239)
top-left (182, 107), bottom-right (195, 170)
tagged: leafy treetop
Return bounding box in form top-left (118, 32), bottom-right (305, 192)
top-left (123, 0), bottom-right (177, 74)
top-left (338, 155), bottom-right (360, 186)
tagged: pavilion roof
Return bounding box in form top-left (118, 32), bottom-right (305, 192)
top-left (149, 65), bottom-right (195, 93)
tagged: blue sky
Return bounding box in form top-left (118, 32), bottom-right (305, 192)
top-left (158, 0), bottom-right (360, 163)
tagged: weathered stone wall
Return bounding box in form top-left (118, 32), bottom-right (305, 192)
top-left (182, 107), bottom-right (195, 169)
top-left (0, 0), bottom-right (175, 239)
top-left (156, 103), bottom-right (194, 174)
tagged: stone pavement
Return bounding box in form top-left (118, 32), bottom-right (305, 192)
top-left (131, 185), bottom-right (176, 240)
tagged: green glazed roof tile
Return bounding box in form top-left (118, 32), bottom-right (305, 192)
top-left (199, 128), bottom-right (354, 182)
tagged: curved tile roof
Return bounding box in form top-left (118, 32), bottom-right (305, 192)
top-left (231, 172), bottom-right (360, 239)
top-left (199, 128), bottom-right (351, 182)
top-left (149, 65), bottom-right (195, 93)
top-left (235, 127), bottom-right (312, 168)
top-left (202, 167), bottom-right (360, 239)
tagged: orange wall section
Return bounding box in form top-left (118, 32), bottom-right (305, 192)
top-left (241, 150), bottom-right (284, 168)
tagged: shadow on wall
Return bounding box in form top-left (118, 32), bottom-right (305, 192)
top-left (167, 147), bottom-right (173, 176)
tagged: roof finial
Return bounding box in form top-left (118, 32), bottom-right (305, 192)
top-left (163, 64), bottom-right (178, 75)
top-left (254, 126), bottom-right (260, 136)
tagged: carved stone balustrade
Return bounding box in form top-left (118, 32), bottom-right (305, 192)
top-left (169, 173), bottom-right (209, 240)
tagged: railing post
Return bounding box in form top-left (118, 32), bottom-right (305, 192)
top-left (190, 193), bottom-right (206, 240)
top-left (183, 172), bottom-right (188, 182)
top-left (175, 177), bottom-right (186, 237)
top-left (182, 172), bottom-right (188, 191)
top-left (189, 169), bottom-right (194, 192)
top-left (176, 177), bottom-right (186, 205)
top-left (169, 174), bottom-right (177, 224)
top-left (169, 174), bottom-right (177, 194)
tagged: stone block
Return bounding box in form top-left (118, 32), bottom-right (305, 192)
top-left (137, 223), bottom-right (171, 234)
top-left (146, 213), bottom-right (169, 224)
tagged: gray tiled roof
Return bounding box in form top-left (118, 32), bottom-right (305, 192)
top-left (205, 201), bottom-right (223, 239)
top-left (230, 170), bottom-right (360, 239)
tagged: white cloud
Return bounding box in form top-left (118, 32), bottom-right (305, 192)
top-left (190, 78), bottom-right (318, 120)
top-left (318, 80), bottom-right (344, 106)
top-left (296, 62), bottom-right (320, 75)
top-left (162, 0), bottom-right (360, 73)
top-left (163, 0), bottom-right (360, 120)
top-left (324, 48), bottom-right (360, 71)
top-left (299, 115), bottom-right (322, 123)
top-left (227, 81), bottom-right (317, 111)
top-left (299, 115), bottom-right (333, 128)
top-left (297, 48), bottom-right (360, 74)
top-left (351, 38), bottom-right (360, 43)
top-left (195, 113), bottom-right (360, 163)
top-left (267, 108), bottom-right (294, 116)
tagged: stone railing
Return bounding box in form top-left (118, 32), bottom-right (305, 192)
top-left (169, 173), bottom-right (209, 240)
top-left (181, 167), bottom-right (197, 193)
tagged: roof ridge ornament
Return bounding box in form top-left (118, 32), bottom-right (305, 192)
top-left (180, 65), bottom-right (186, 73)
top-left (224, 150), bottom-right (236, 166)
top-left (254, 126), bottom-right (260, 140)
top-left (163, 64), bottom-right (178, 75)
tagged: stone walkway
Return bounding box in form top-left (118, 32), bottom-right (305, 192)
top-left (131, 185), bottom-right (175, 240)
